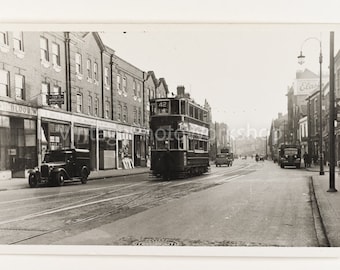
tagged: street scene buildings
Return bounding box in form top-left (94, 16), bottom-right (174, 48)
top-left (269, 60), bottom-right (340, 167)
top-left (2, 29), bottom-right (340, 252)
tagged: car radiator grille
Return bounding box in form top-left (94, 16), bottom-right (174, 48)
top-left (41, 165), bottom-right (49, 177)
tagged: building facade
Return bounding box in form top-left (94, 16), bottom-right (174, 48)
top-left (0, 31), bottom-right (168, 179)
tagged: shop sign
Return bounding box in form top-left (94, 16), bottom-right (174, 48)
top-left (48, 94), bottom-right (64, 105)
top-left (0, 101), bottom-right (37, 116)
top-left (8, 149), bottom-right (17, 155)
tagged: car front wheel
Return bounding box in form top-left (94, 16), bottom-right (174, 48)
top-left (55, 172), bottom-right (65, 186)
top-left (28, 173), bottom-right (38, 188)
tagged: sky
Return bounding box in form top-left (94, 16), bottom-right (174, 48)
top-left (100, 24), bottom-right (340, 137)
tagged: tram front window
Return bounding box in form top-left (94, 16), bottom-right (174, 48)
top-left (157, 101), bottom-right (169, 114)
top-left (171, 100), bottom-right (179, 114)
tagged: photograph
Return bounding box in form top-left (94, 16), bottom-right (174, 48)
top-left (1, 24), bottom-right (340, 249)
top-left (1, 1), bottom-right (340, 268)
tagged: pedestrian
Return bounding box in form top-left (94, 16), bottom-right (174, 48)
top-left (303, 152), bottom-right (309, 168)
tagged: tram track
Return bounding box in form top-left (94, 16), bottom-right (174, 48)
top-left (2, 161), bottom-right (256, 244)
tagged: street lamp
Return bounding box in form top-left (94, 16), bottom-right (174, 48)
top-left (298, 37), bottom-right (324, 175)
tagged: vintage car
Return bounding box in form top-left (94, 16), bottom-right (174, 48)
top-left (215, 153), bottom-right (233, 167)
top-left (28, 148), bottom-right (91, 188)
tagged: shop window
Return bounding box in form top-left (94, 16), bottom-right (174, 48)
top-left (76, 93), bottom-right (83, 113)
top-left (52, 43), bottom-right (60, 66)
top-left (49, 123), bottom-right (71, 150)
top-left (0, 70), bottom-right (9, 97)
top-left (0, 116), bottom-right (10, 170)
top-left (15, 74), bottom-right (25, 100)
top-left (74, 126), bottom-right (90, 149)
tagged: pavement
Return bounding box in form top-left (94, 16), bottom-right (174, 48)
top-left (2, 162), bottom-right (340, 247)
top-left (0, 167), bottom-right (150, 191)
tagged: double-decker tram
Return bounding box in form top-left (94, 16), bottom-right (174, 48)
top-left (150, 91), bottom-right (210, 180)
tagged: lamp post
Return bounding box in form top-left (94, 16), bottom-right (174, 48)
top-left (298, 37), bottom-right (324, 175)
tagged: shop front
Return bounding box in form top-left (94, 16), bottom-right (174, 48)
top-left (37, 108), bottom-right (149, 172)
top-left (117, 131), bottom-right (133, 169)
top-left (0, 101), bottom-right (37, 179)
top-left (133, 127), bottom-right (148, 167)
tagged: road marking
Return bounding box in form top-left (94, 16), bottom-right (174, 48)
top-left (0, 182), bottom-right (143, 206)
top-left (0, 192), bottom-right (139, 226)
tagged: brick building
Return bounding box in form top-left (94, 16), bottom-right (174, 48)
top-left (0, 31), bottom-right (168, 179)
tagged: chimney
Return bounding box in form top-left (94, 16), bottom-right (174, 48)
top-left (177, 86), bottom-right (185, 97)
top-left (278, 112), bottom-right (283, 119)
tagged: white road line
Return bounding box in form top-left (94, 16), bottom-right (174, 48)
top-left (0, 182), bottom-right (142, 206)
top-left (0, 192), bottom-right (138, 226)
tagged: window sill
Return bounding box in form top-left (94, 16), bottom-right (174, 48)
top-left (76, 73), bottom-right (83, 80)
top-left (87, 77), bottom-right (93, 83)
top-left (0, 44), bottom-right (10, 53)
top-left (14, 49), bottom-right (25, 59)
top-left (118, 90), bottom-right (122, 96)
top-left (41, 59), bottom-right (50, 68)
top-left (105, 85), bottom-right (110, 91)
top-left (53, 64), bottom-right (62, 72)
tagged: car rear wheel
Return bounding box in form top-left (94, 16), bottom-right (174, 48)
top-left (55, 172), bottom-right (65, 186)
top-left (28, 174), bottom-right (38, 188)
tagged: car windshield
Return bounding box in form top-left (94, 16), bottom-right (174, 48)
top-left (44, 152), bottom-right (68, 162)
top-left (284, 148), bottom-right (298, 155)
top-left (217, 154), bottom-right (226, 158)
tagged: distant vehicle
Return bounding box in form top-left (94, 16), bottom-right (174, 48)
top-left (28, 148), bottom-right (91, 188)
top-left (278, 144), bottom-right (301, 169)
top-left (215, 153), bottom-right (233, 167)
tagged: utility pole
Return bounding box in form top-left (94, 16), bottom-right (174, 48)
top-left (328, 31), bottom-right (337, 192)
top-left (215, 121), bottom-right (218, 159)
